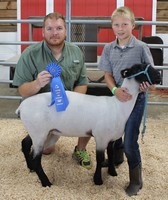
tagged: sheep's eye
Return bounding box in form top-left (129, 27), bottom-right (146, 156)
top-left (123, 70), bottom-right (128, 77)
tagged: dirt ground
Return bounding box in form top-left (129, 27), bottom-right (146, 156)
top-left (0, 82), bottom-right (168, 200)
top-left (0, 114), bottom-right (168, 200)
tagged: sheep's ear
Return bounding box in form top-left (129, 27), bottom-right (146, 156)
top-left (121, 69), bottom-right (128, 78)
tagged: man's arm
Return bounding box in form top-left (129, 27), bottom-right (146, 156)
top-left (18, 71), bottom-right (52, 97)
top-left (73, 85), bottom-right (87, 94)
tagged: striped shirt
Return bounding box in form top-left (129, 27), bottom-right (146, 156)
top-left (98, 35), bottom-right (154, 86)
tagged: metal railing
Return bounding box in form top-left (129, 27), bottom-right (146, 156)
top-left (0, 18), bottom-right (168, 106)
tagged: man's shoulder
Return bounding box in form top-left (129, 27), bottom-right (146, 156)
top-left (64, 41), bottom-right (83, 58)
top-left (17, 41), bottom-right (44, 64)
top-left (26, 41), bottom-right (43, 53)
top-left (64, 41), bottom-right (81, 50)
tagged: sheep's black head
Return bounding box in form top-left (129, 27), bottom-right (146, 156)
top-left (121, 64), bottom-right (162, 85)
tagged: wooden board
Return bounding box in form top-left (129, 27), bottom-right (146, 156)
top-left (0, 1), bottom-right (17, 32)
top-left (156, 1), bottom-right (168, 33)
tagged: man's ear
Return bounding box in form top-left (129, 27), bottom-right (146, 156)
top-left (42, 28), bottom-right (45, 37)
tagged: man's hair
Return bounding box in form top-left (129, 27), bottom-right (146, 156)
top-left (43, 12), bottom-right (66, 27)
top-left (111, 6), bottom-right (135, 24)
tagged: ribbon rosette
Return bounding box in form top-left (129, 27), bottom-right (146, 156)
top-left (46, 63), bottom-right (69, 112)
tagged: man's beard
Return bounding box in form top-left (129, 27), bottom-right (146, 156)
top-left (45, 37), bottom-right (65, 47)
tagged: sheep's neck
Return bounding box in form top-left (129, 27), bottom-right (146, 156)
top-left (121, 78), bottom-right (139, 96)
top-left (118, 78), bottom-right (140, 119)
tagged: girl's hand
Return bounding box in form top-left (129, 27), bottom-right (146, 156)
top-left (139, 81), bottom-right (155, 92)
top-left (115, 87), bottom-right (132, 102)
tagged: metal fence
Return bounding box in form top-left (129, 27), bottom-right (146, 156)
top-left (0, 14), bottom-right (168, 106)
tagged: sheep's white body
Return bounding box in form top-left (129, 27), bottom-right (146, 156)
top-left (17, 77), bottom-right (139, 155)
top-left (16, 63), bottom-right (161, 187)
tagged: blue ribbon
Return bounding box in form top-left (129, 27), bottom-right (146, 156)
top-left (46, 63), bottom-right (69, 112)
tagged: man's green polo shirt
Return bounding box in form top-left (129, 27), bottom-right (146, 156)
top-left (13, 40), bottom-right (88, 93)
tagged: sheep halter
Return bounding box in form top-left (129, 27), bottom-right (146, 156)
top-left (46, 63), bottom-right (69, 112)
top-left (127, 64), bottom-right (153, 85)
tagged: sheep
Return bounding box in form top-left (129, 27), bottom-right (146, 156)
top-left (16, 64), bottom-right (161, 187)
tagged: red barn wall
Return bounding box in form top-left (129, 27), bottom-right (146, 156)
top-left (20, 0), bottom-right (153, 54)
top-left (125, 0), bottom-right (153, 36)
top-left (21, 0), bottom-right (46, 50)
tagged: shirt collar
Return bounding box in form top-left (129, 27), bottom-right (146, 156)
top-left (43, 40), bottom-right (52, 53)
top-left (43, 40), bottom-right (65, 62)
top-left (113, 35), bottom-right (135, 49)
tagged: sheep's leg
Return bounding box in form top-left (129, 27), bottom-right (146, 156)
top-left (22, 135), bottom-right (52, 187)
top-left (93, 150), bottom-right (105, 185)
top-left (32, 154), bottom-right (52, 187)
top-left (107, 141), bottom-right (117, 176)
top-left (21, 135), bottom-right (34, 171)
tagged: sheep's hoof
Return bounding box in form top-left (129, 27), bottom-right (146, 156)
top-left (41, 178), bottom-right (52, 187)
top-left (93, 176), bottom-right (103, 185)
top-left (108, 168), bottom-right (117, 176)
top-left (42, 181), bottom-right (52, 187)
top-left (94, 179), bottom-right (103, 185)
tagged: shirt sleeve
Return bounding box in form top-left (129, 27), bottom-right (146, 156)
top-left (13, 49), bottom-right (37, 86)
top-left (141, 43), bottom-right (155, 67)
top-left (76, 49), bottom-right (89, 86)
top-left (98, 43), bottom-right (112, 73)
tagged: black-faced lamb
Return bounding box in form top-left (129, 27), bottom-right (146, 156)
top-left (16, 64), bottom-right (161, 187)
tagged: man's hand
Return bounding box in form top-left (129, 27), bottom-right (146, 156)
top-left (18, 70), bottom-right (52, 97)
top-left (36, 70), bottom-right (52, 88)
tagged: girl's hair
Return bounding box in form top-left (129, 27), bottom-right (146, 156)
top-left (111, 6), bottom-right (135, 24)
top-left (43, 12), bottom-right (66, 27)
